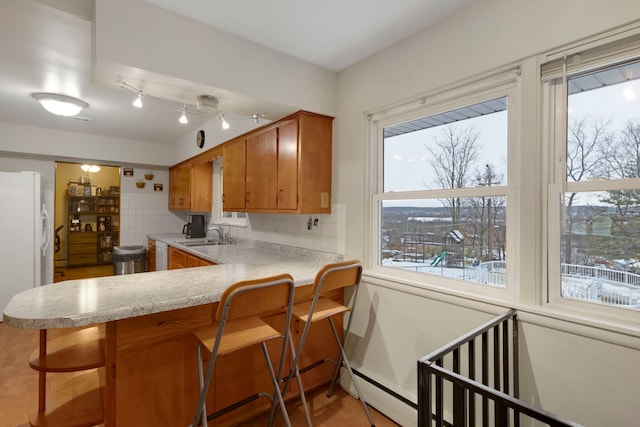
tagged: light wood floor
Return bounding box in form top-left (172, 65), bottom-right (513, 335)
top-left (0, 323), bottom-right (398, 427)
top-left (2, 261), bottom-right (400, 427)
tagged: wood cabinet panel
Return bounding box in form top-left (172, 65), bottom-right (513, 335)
top-left (190, 160), bottom-right (213, 212)
top-left (222, 137), bottom-right (246, 211)
top-left (102, 284), bottom-right (342, 426)
top-left (115, 304), bottom-right (213, 352)
top-left (114, 334), bottom-right (204, 427)
top-left (168, 246), bottom-right (189, 269)
top-left (221, 111), bottom-right (332, 214)
top-left (168, 246), bottom-right (215, 270)
top-left (277, 120), bottom-right (299, 211)
top-left (246, 128), bottom-right (277, 210)
top-left (169, 160), bottom-right (212, 212)
top-left (147, 239), bottom-right (156, 272)
top-left (169, 163), bottom-right (189, 210)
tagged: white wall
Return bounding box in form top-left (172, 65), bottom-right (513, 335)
top-left (0, 121), bottom-right (173, 166)
top-left (94, 0), bottom-right (337, 117)
top-left (335, 0), bottom-right (640, 425)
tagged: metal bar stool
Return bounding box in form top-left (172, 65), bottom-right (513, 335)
top-left (277, 260), bottom-right (375, 427)
top-left (190, 274), bottom-right (296, 427)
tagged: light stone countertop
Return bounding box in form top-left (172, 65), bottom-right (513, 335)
top-left (3, 236), bottom-right (342, 329)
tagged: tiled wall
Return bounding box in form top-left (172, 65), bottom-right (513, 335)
top-left (235, 203), bottom-right (346, 254)
top-left (117, 165), bottom-right (346, 254)
top-left (119, 192), bottom-right (185, 247)
top-left (118, 168), bottom-right (186, 247)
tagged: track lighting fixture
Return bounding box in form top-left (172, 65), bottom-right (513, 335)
top-left (119, 81), bottom-right (267, 129)
top-left (220, 115), bottom-right (230, 130)
top-left (179, 105), bottom-right (188, 124)
top-left (132, 92), bottom-right (143, 108)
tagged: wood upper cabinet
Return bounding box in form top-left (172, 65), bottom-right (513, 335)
top-left (277, 119), bottom-right (300, 211)
top-left (168, 159), bottom-right (212, 212)
top-left (246, 127), bottom-right (278, 210)
top-left (222, 111), bottom-right (333, 214)
top-left (222, 137), bottom-right (246, 211)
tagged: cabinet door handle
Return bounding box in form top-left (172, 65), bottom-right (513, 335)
top-left (157, 319), bottom-right (180, 327)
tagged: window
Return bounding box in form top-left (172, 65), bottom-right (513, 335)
top-left (546, 55), bottom-right (640, 311)
top-left (370, 70), bottom-right (518, 290)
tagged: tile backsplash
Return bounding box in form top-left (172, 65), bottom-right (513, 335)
top-left (118, 167), bottom-right (346, 254)
top-left (235, 203), bottom-right (346, 255)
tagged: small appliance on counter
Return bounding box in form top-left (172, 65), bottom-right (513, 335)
top-left (183, 214), bottom-right (206, 238)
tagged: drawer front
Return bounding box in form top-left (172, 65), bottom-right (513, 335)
top-left (115, 304), bottom-right (213, 351)
top-left (69, 233), bottom-right (98, 244)
top-left (68, 253), bottom-right (96, 265)
top-left (68, 243), bottom-right (96, 254)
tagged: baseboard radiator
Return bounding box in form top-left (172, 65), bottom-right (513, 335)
top-left (417, 310), bottom-right (582, 427)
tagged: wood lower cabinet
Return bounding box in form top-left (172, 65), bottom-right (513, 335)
top-left (108, 305), bottom-right (213, 427)
top-left (168, 246), bottom-right (215, 269)
top-left (68, 232), bottom-right (98, 266)
top-left (147, 239), bottom-right (156, 272)
top-left (21, 262), bottom-right (344, 427)
top-left (102, 285), bottom-right (342, 426)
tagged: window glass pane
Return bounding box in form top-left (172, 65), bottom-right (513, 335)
top-left (381, 197), bottom-right (506, 287)
top-left (561, 191), bottom-right (640, 309)
top-left (383, 97), bottom-right (508, 192)
top-left (567, 60), bottom-right (640, 182)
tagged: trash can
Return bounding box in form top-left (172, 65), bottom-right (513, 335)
top-left (113, 245), bottom-right (147, 275)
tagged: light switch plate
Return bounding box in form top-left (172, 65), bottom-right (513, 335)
top-left (320, 192), bottom-right (329, 208)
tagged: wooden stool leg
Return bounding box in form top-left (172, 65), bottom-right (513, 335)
top-left (38, 329), bottom-right (47, 412)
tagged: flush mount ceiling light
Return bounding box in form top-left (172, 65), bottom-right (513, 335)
top-left (81, 164), bottom-right (101, 173)
top-left (119, 81), bottom-right (267, 130)
top-left (31, 92), bottom-right (89, 117)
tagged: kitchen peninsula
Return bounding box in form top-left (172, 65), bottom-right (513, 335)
top-left (3, 238), bottom-right (344, 427)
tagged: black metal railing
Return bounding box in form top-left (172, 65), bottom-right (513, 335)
top-left (418, 310), bottom-right (582, 427)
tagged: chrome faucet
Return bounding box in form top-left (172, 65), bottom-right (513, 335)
top-left (207, 223), bottom-right (226, 243)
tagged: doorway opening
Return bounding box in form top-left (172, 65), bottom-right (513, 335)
top-left (54, 162), bottom-right (121, 282)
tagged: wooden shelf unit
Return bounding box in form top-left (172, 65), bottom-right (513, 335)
top-left (29, 326), bottom-right (106, 427)
top-left (67, 185), bottom-right (120, 266)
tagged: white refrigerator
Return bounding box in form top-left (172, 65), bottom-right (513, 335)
top-left (0, 171), bottom-right (52, 314)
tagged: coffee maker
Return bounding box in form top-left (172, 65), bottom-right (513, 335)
top-left (183, 215), bottom-right (206, 238)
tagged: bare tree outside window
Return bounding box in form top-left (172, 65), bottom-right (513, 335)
top-left (426, 125), bottom-right (480, 226)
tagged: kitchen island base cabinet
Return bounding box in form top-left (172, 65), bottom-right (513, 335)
top-left (102, 287), bottom-right (342, 426)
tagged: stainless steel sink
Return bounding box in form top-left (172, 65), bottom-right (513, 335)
top-left (176, 239), bottom-right (225, 247)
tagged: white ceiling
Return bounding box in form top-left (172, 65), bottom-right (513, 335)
top-left (0, 0), bottom-right (474, 148)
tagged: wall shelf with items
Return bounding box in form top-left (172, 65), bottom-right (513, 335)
top-left (67, 183), bottom-right (120, 267)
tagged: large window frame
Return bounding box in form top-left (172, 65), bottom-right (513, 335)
top-left (366, 66), bottom-right (521, 300)
top-left (544, 49), bottom-right (640, 320)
